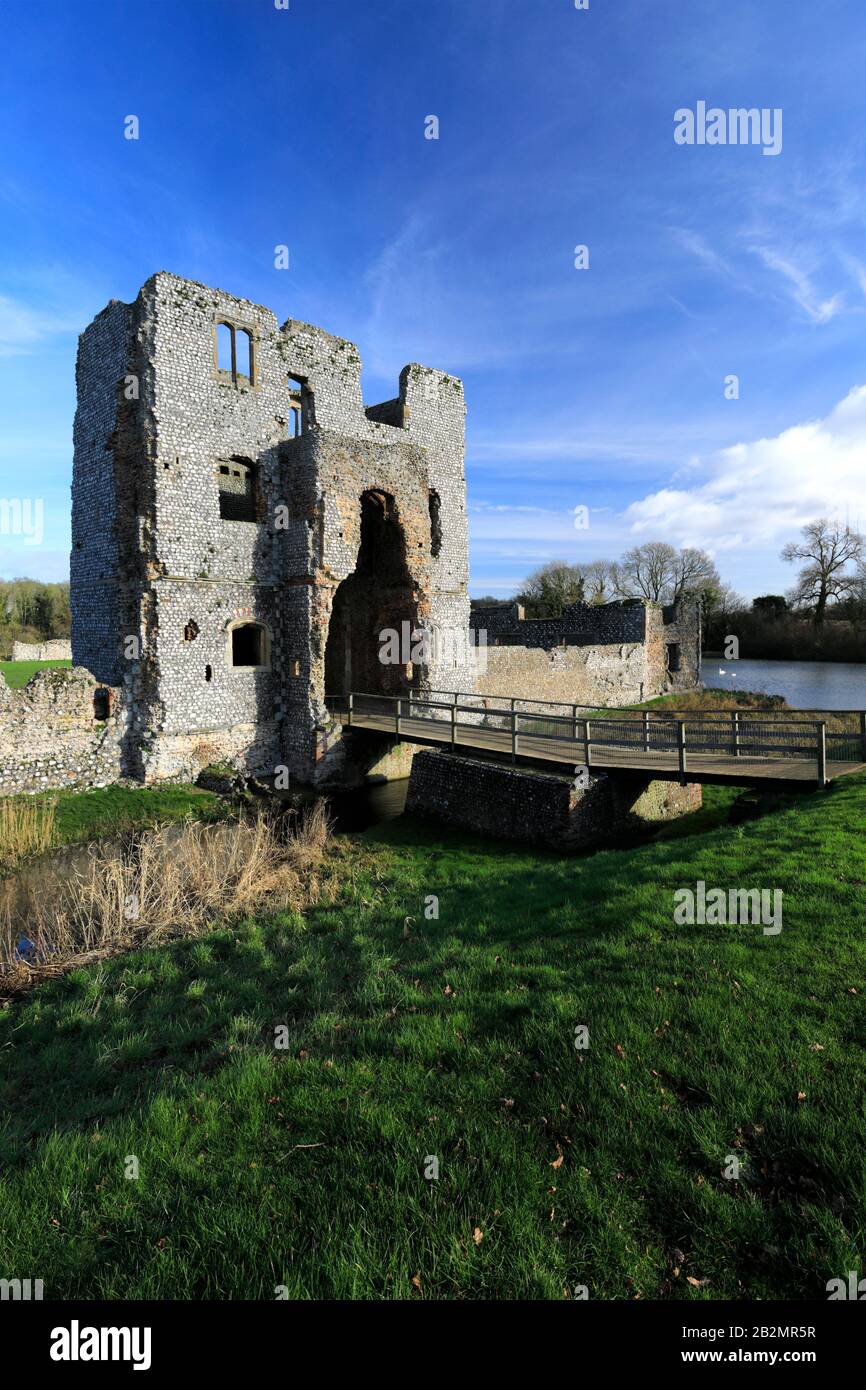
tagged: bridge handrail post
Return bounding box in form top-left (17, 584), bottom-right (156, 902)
top-left (860, 711), bottom-right (866, 763)
top-left (347, 692), bottom-right (353, 728)
top-left (643, 710), bottom-right (650, 753)
top-left (396, 698), bottom-right (401, 739)
top-left (732, 710), bottom-right (740, 757)
top-left (816, 720), bottom-right (827, 786)
top-left (511, 709), bottom-right (517, 764)
top-left (584, 719), bottom-right (592, 769)
top-left (677, 719), bottom-right (688, 785)
top-left (573, 703), bottom-right (578, 743)
top-left (451, 700), bottom-right (456, 746)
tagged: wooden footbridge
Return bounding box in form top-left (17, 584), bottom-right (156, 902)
top-left (327, 691), bottom-right (866, 787)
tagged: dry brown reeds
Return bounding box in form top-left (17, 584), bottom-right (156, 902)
top-left (0, 800), bottom-right (334, 989)
top-left (0, 796), bottom-right (56, 871)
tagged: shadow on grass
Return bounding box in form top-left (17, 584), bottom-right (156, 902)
top-left (0, 774), bottom-right (863, 1297)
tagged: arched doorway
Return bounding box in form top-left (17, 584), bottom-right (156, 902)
top-left (325, 490), bottom-right (421, 699)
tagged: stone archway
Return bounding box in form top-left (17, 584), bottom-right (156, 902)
top-left (325, 490), bottom-right (421, 699)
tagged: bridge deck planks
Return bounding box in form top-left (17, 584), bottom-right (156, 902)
top-left (339, 708), bottom-right (865, 785)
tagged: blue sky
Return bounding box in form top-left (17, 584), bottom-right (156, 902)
top-left (3, 0), bottom-right (866, 598)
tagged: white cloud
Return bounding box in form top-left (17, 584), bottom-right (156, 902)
top-left (624, 384), bottom-right (866, 551)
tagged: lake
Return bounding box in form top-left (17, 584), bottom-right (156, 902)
top-left (701, 657), bottom-right (866, 710)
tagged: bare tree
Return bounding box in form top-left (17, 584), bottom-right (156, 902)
top-left (578, 559), bottom-right (617, 604)
top-left (669, 547), bottom-right (720, 602)
top-left (615, 542), bottom-right (678, 601)
top-left (781, 518), bottom-right (863, 625)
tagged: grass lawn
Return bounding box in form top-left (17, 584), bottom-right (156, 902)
top-left (1, 777), bottom-right (864, 1299)
top-left (0, 658), bottom-right (72, 688)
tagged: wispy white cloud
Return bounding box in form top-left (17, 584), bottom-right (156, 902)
top-left (842, 253), bottom-right (866, 300)
top-left (749, 245), bottom-right (844, 323)
top-left (673, 228), bottom-right (737, 280)
top-left (0, 292), bottom-right (81, 357)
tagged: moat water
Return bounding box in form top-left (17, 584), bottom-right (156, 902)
top-left (325, 777), bottom-right (410, 831)
top-left (701, 657), bottom-right (866, 710)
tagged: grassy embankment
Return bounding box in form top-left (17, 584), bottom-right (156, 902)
top-left (0, 658), bottom-right (72, 688)
top-left (0, 758), bottom-right (864, 1299)
top-left (0, 785), bottom-right (227, 875)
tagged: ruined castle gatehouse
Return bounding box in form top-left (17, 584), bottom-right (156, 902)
top-left (66, 271), bottom-right (474, 788)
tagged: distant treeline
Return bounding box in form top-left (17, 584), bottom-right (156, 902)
top-left (0, 579), bottom-right (71, 659)
top-left (705, 597), bottom-right (866, 663)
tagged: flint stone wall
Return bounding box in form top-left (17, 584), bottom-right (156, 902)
top-left (71, 272), bottom-right (473, 789)
top-left (0, 667), bottom-right (126, 796)
top-left (406, 748), bottom-right (701, 851)
top-left (471, 598), bottom-right (701, 707)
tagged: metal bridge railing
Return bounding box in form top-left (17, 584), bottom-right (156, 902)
top-left (325, 692), bottom-right (866, 786)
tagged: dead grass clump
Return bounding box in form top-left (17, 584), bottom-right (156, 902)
top-left (0, 797), bottom-right (56, 872)
top-left (0, 802), bottom-right (335, 987)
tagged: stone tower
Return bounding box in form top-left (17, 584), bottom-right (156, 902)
top-left (71, 272), bottom-right (473, 785)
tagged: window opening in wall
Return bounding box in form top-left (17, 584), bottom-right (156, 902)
top-left (205, 665), bottom-right (213, 682)
top-left (428, 489), bottom-right (442, 558)
top-left (215, 321), bottom-right (255, 386)
top-left (290, 657), bottom-right (301, 677)
top-left (666, 642), bottom-right (681, 673)
top-left (231, 622), bottom-right (268, 669)
top-left (217, 457), bottom-right (258, 522)
top-left (288, 376), bottom-right (311, 437)
top-left (216, 322), bottom-right (234, 373)
top-left (235, 329), bottom-right (252, 381)
top-left (93, 688), bottom-right (111, 721)
top-left (184, 620), bottom-right (199, 642)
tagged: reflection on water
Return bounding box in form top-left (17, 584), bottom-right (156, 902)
top-left (702, 658), bottom-right (866, 710)
top-left (322, 778), bottom-right (410, 832)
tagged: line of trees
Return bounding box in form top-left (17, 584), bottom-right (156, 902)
top-left (0, 579), bottom-right (71, 657)
top-left (506, 543), bottom-right (723, 620)
top-left (500, 520), bottom-right (866, 661)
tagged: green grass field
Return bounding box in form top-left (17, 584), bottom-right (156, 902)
top-left (1, 776), bottom-right (864, 1299)
top-left (0, 658), bottom-right (72, 688)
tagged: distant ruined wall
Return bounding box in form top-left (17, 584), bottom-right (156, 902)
top-left (10, 640), bottom-right (73, 661)
top-left (476, 642), bottom-right (652, 706)
top-left (0, 668), bottom-right (126, 796)
top-left (470, 598), bottom-right (701, 707)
